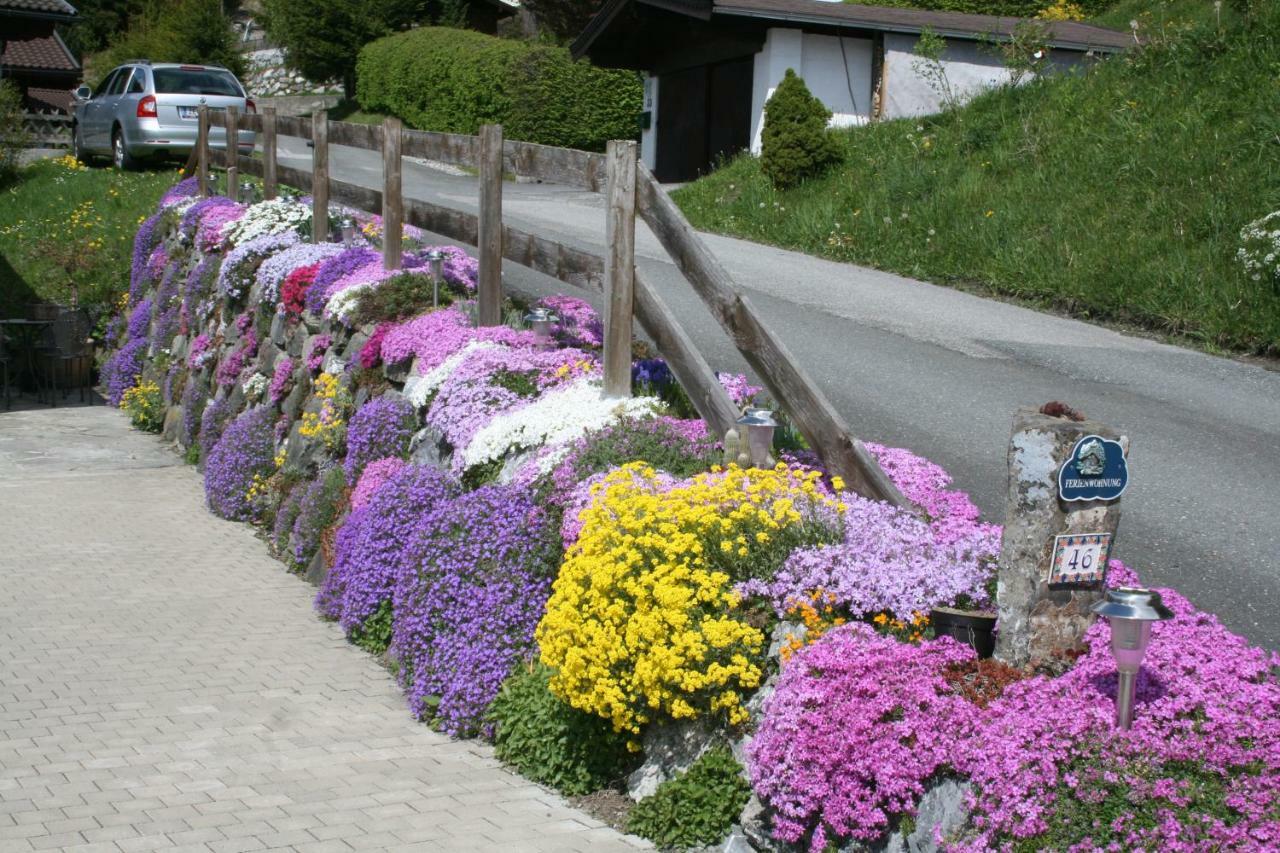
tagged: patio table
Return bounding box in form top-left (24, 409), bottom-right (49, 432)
top-left (0, 319), bottom-right (54, 406)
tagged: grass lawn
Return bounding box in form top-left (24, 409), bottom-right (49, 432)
top-left (673, 4), bottom-right (1280, 356)
top-left (0, 156), bottom-right (180, 320)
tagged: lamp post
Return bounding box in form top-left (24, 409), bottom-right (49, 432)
top-left (736, 408), bottom-right (778, 469)
top-left (427, 249), bottom-right (445, 308)
top-left (524, 307), bottom-right (558, 350)
top-left (1091, 587), bottom-right (1173, 730)
top-left (340, 217), bottom-right (356, 248)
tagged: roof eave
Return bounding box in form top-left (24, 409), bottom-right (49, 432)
top-left (713, 4), bottom-right (1127, 53)
top-left (0, 7), bottom-right (77, 24)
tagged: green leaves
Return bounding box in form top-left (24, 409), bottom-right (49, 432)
top-left (625, 746), bottom-right (751, 849)
top-left (487, 663), bottom-right (635, 796)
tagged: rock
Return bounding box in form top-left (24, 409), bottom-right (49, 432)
top-left (498, 447), bottom-right (540, 483)
top-left (270, 313), bottom-right (286, 348)
top-left (171, 334), bottom-right (188, 360)
top-left (353, 386), bottom-right (370, 411)
top-left (409, 426), bottom-right (449, 469)
top-left (626, 717), bottom-right (720, 801)
top-left (281, 366), bottom-right (308, 424)
top-left (340, 329), bottom-right (369, 364)
top-left (257, 345), bottom-right (279, 376)
top-left (161, 405), bottom-right (183, 443)
top-left (304, 546), bottom-right (328, 587)
top-left (285, 416), bottom-right (322, 476)
top-left (905, 779), bottom-right (970, 852)
top-left (384, 358), bottom-right (411, 384)
top-left (286, 326), bottom-right (309, 358)
top-left (321, 350), bottom-right (346, 376)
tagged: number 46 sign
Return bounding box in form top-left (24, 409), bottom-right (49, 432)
top-left (1048, 532), bottom-right (1112, 587)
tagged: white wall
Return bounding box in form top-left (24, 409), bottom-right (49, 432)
top-left (749, 27), bottom-right (873, 154)
top-left (640, 72), bottom-right (658, 170)
top-left (882, 33), bottom-right (1084, 118)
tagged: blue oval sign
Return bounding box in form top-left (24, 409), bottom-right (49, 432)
top-left (1058, 434), bottom-right (1128, 502)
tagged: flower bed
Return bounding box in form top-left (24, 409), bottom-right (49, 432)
top-left (98, 182), bottom-right (1280, 852)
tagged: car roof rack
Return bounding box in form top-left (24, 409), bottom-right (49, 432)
top-left (122, 59), bottom-right (152, 65)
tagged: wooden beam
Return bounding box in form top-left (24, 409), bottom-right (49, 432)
top-left (503, 141), bottom-right (605, 192)
top-left (311, 111), bottom-right (329, 245)
top-left (261, 107), bottom-right (278, 199)
top-left (603, 140), bottom-right (637, 398)
top-left (275, 115), bottom-right (312, 140)
top-left (477, 124), bottom-right (503, 326)
top-left (197, 106), bottom-right (209, 196)
top-left (329, 120), bottom-right (381, 151)
top-left (401, 128), bottom-right (479, 169)
top-left (382, 117), bottom-right (403, 271)
top-left (225, 106), bottom-right (240, 201)
top-left (634, 162), bottom-right (911, 508)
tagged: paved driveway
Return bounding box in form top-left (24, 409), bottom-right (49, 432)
top-left (277, 137), bottom-right (1280, 649)
top-left (0, 405), bottom-right (645, 852)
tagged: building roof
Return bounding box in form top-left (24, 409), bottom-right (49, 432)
top-left (572, 0), bottom-right (1133, 61)
top-left (0, 0), bottom-right (78, 21)
top-left (25, 85), bottom-right (74, 112)
top-left (1, 31), bottom-right (79, 72)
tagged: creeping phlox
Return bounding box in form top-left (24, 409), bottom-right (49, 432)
top-left (537, 461), bottom-right (842, 740)
top-left (299, 372), bottom-right (351, 453)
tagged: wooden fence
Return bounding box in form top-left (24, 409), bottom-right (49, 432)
top-left (199, 106), bottom-right (908, 507)
top-left (18, 112), bottom-right (72, 148)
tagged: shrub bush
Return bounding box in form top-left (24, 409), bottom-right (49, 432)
top-left (0, 80), bottom-right (27, 187)
top-left (626, 746), bottom-right (752, 848)
top-left (761, 69), bottom-right (841, 190)
top-left (488, 663), bottom-right (635, 796)
top-left (343, 394), bottom-right (416, 485)
top-left (204, 406), bottom-right (278, 521)
top-left (356, 27), bottom-right (642, 152)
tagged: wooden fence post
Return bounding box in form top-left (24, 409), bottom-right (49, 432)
top-left (197, 106), bottom-right (209, 196)
top-left (603, 140), bottom-right (637, 398)
top-left (311, 110), bottom-right (329, 244)
top-left (225, 106), bottom-right (239, 200)
top-left (477, 124), bottom-right (503, 326)
top-left (262, 107), bottom-right (277, 200)
top-left (382, 117), bottom-right (403, 271)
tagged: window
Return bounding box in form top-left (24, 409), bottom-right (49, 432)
top-left (107, 69), bottom-right (129, 96)
top-left (94, 70), bottom-right (120, 99)
top-left (151, 68), bottom-right (243, 97)
top-left (127, 70), bottom-right (145, 94)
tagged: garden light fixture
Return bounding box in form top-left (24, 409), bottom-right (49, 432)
top-left (736, 408), bottom-right (778, 469)
top-left (340, 217), bottom-right (356, 248)
top-left (239, 181), bottom-right (257, 205)
top-left (427, 249), bottom-right (445, 307)
top-left (1091, 587), bottom-right (1173, 730)
top-left (524, 307), bottom-right (558, 349)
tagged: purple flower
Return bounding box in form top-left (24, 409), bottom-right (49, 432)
top-left (317, 463), bottom-right (458, 637)
top-left (217, 231), bottom-right (301, 301)
top-left (268, 357), bottom-right (294, 405)
top-left (350, 457), bottom-right (407, 511)
top-left (180, 375), bottom-right (207, 448)
top-left (129, 212), bottom-right (164, 304)
top-left (255, 241), bottom-right (346, 308)
top-left (126, 298), bottom-right (153, 343)
top-left (288, 467), bottom-right (346, 571)
top-left (391, 483), bottom-right (554, 736)
top-left (101, 338), bottom-right (146, 406)
top-left (344, 395), bottom-right (416, 485)
top-left (306, 247), bottom-right (380, 315)
top-left (158, 176), bottom-right (199, 209)
top-left (538, 295), bottom-right (603, 349)
top-left (204, 406), bottom-right (276, 521)
top-left (305, 334), bottom-right (332, 373)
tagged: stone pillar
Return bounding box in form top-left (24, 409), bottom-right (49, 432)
top-left (994, 407), bottom-right (1128, 668)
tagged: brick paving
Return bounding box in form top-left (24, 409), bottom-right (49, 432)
top-left (0, 405), bottom-right (646, 852)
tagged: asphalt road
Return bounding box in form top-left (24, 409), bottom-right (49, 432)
top-left (278, 138), bottom-right (1280, 649)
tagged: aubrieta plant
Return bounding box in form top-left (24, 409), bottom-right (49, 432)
top-left (203, 405), bottom-right (276, 521)
top-left (344, 395), bottom-right (416, 485)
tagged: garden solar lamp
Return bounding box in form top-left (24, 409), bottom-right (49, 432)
top-left (736, 408), bottom-right (778, 468)
top-left (239, 181), bottom-right (257, 205)
top-left (1091, 587), bottom-right (1173, 730)
top-left (340, 217), bottom-right (356, 248)
top-left (426, 249), bottom-right (446, 307)
top-left (524, 307), bottom-right (558, 349)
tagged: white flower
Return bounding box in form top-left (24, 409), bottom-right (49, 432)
top-left (222, 198), bottom-right (312, 246)
top-left (461, 377), bottom-right (659, 473)
top-left (242, 372), bottom-right (269, 399)
top-left (324, 282), bottom-right (375, 323)
top-left (404, 341), bottom-right (501, 409)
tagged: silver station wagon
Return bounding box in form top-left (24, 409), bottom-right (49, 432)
top-left (72, 61), bottom-right (255, 169)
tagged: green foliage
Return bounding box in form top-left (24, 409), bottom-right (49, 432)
top-left (87, 0), bottom-right (244, 84)
top-left (350, 273), bottom-right (451, 326)
top-left (0, 81), bottom-right (27, 188)
top-left (261, 0), bottom-right (427, 98)
top-left (356, 27), bottom-right (642, 151)
top-left (350, 600), bottom-right (394, 655)
top-left (184, 443), bottom-right (201, 465)
top-left (491, 369), bottom-right (539, 398)
top-left (0, 159), bottom-right (176, 317)
top-left (488, 662), bottom-right (635, 796)
top-left (563, 418), bottom-right (721, 485)
top-left (122, 381), bottom-right (165, 432)
top-left (625, 746), bottom-right (752, 848)
top-left (760, 70), bottom-right (841, 190)
top-left (674, 4), bottom-right (1280, 355)
top-left (460, 458), bottom-right (502, 490)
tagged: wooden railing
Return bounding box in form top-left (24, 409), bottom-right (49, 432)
top-left (199, 106), bottom-right (908, 507)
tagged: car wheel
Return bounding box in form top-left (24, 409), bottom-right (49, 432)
top-left (72, 123), bottom-right (95, 166)
top-left (112, 127), bottom-right (143, 171)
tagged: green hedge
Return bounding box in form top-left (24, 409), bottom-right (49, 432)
top-left (356, 28), bottom-right (642, 152)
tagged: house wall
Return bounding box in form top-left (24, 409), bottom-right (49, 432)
top-left (882, 33), bottom-right (1084, 118)
top-left (749, 27), bottom-right (873, 154)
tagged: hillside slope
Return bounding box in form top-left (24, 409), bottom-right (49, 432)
top-left (673, 3), bottom-right (1280, 355)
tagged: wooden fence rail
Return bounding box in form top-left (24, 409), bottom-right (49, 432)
top-left (200, 108), bottom-right (907, 508)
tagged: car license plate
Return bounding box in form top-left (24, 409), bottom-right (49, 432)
top-left (179, 106), bottom-right (224, 119)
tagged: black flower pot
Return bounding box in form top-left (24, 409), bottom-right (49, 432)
top-left (930, 607), bottom-right (997, 659)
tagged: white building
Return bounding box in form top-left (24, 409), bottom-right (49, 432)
top-left (572, 0), bottom-right (1131, 182)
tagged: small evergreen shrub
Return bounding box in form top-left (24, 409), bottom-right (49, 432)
top-left (625, 746), bottom-right (751, 849)
top-left (350, 272), bottom-right (452, 326)
top-left (488, 663), bottom-right (635, 796)
top-left (760, 69), bottom-right (841, 190)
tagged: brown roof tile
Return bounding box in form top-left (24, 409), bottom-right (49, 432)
top-left (1, 32), bottom-right (79, 72)
top-left (0, 0), bottom-right (77, 18)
